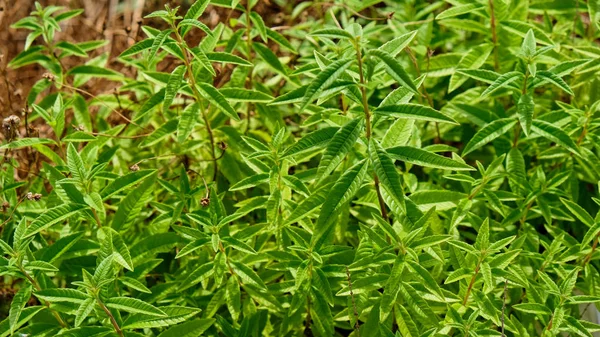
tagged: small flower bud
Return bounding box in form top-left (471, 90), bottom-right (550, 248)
top-left (129, 164), bottom-right (140, 171)
top-left (201, 198), bottom-right (210, 207)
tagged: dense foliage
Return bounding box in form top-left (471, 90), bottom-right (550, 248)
top-left (2, 0), bottom-right (600, 336)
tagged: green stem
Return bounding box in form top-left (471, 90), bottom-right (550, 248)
top-left (354, 39), bottom-right (388, 222)
top-left (97, 296), bottom-right (124, 337)
top-left (462, 260), bottom-right (481, 306)
top-left (172, 25), bottom-right (218, 181)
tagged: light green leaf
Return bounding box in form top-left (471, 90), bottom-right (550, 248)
top-left (387, 146), bottom-right (474, 171)
top-left (375, 104), bottom-right (458, 124)
top-left (462, 118), bottom-right (517, 156)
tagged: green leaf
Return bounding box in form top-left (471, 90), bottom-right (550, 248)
top-left (206, 52), bottom-right (252, 66)
top-left (149, 29), bottom-right (172, 62)
top-left (406, 261), bottom-right (445, 301)
top-left (310, 27), bottom-right (354, 40)
top-left (122, 306), bottom-right (201, 329)
top-left (249, 12), bottom-right (268, 42)
top-left (34, 288), bottom-right (88, 303)
top-left (512, 303), bottom-right (552, 315)
top-left (67, 65), bottom-right (123, 80)
top-left (181, 0), bottom-right (210, 36)
top-left (300, 58), bottom-right (354, 111)
top-left (112, 173), bottom-right (156, 231)
top-left (436, 3), bottom-right (483, 20)
top-left (24, 204), bottom-right (86, 238)
top-left (316, 117), bottom-right (363, 180)
top-left (56, 41), bottom-right (88, 57)
top-left (219, 88), bottom-right (273, 102)
top-left (312, 159), bottom-right (369, 250)
top-left (375, 104), bottom-right (458, 124)
top-left (230, 261), bottom-right (267, 290)
top-left (67, 143), bottom-right (87, 184)
top-left (481, 71), bottom-right (523, 98)
top-left (521, 29), bottom-right (537, 59)
top-left (252, 42), bottom-right (287, 75)
top-left (134, 88), bottom-right (166, 122)
top-left (101, 170), bottom-right (157, 200)
top-left (282, 127), bottom-right (339, 158)
top-left (0, 138), bottom-right (55, 149)
top-left (369, 140), bottom-right (405, 211)
top-left (387, 146), bottom-right (474, 171)
top-left (517, 93), bottom-right (534, 136)
top-left (560, 198), bottom-right (594, 227)
top-left (462, 118), bottom-right (517, 156)
top-left (177, 19), bottom-right (213, 37)
top-left (163, 65), bottom-right (186, 110)
top-left (75, 298), bottom-right (95, 327)
top-left (196, 82), bottom-right (240, 121)
top-left (536, 71), bottom-right (574, 95)
top-left (157, 319), bottom-right (215, 337)
top-left (368, 49), bottom-right (419, 95)
top-left (106, 297), bottom-right (167, 316)
top-left (9, 286), bottom-right (31, 334)
top-left (531, 119), bottom-right (579, 154)
top-left (177, 102), bottom-right (199, 143)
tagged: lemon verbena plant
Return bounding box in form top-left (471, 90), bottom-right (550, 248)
top-left (2, 0), bottom-right (600, 336)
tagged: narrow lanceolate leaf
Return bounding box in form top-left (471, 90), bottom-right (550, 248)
top-left (531, 119), bottom-right (579, 154)
top-left (24, 204), bottom-right (86, 238)
top-left (449, 44), bottom-right (493, 92)
top-left (300, 58), bottom-right (354, 111)
top-left (315, 117), bottom-right (363, 180)
top-left (375, 104), bottom-right (458, 124)
top-left (368, 49), bottom-right (419, 94)
top-left (112, 173), bottom-right (156, 231)
top-left (106, 297), bottom-right (167, 317)
top-left (34, 288), bottom-right (88, 303)
top-left (480, 71), bottom-right (523, 98)
top-left (369, 140), bottom-right (405, 210)
top-left (101, 169), bottom-right (157, 200)
top-left (312, 159), bottom-right (369, 250)
top-left (462, 118), bottom-right (517, 156)
top-left (177, 19), bottom-right (213, 37)
top-left (148, 29), bottom-right (172, 62)
top-left (560, 198), bottom-right (594, 227)
top-left (9, 286), bottom-right (31, 334)
top-left (156, 319), bottom-right (215, 337)
top-left (282, 127), bottom-right (339, 158)
top-left (206, 52), bottom-right (252, 66)
top-left (380, 257), bottom-right (404, 322)
top-left (163, 65), bottom-right (186, 110)
top-left (517, 93), bottom-right (534, 136)
top-left (219, 88), bottom-right (273, 102)
top-left (436, 3), bottom-right (483, 20)
top-left (406, 261), bottom-right (445, 301)
top-left (252, 42), bottom-right (287, 75)
top-left (512, 303), bottom-right (552, 315)
top-left (75, 298), bottom-right (95, 327)
top-left (67, 143), bottom-right (87, 184)
top-left (249, 12), bottom-right (268, 42)
top-left (310, 28), bottom-right (354, 40)
top-left (536, 71), bottom-right (574, 95)
top-left (230, 261), bottom-right (267, 290)
top-left (386, 146), bottom-right (474, 171)
top-left (177, 102), bottom-right (199, 143)
top-left (134, 88), bottom-right (166, 122)
top-left (181, 0), bottom-right (210, 36)
top-left (196, 82), bottom-right (240, 121)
